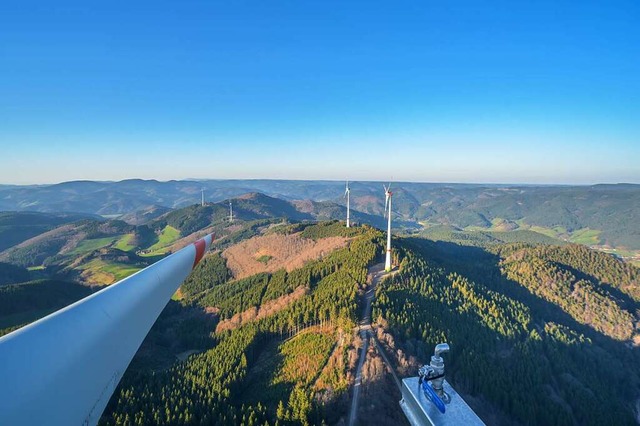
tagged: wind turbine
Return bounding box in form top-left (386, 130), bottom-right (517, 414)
top-left (383, 183), bottom-right (393, 272)
top-left (201, 188), bottom-right (205, 207)
top-left (229, 200), bottom-right (234, 223)
top-left (345, 181), bottom-right (351, 228)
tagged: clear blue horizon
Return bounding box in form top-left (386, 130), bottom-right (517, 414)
top-left (1, 1), bottom-right (639, 185)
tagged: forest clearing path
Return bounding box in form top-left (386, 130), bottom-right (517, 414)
top-left (348, 262), bottom-right (390, 426)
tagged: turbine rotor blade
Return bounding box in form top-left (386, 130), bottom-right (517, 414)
top-left (384, 193), bottom-right (389, 217)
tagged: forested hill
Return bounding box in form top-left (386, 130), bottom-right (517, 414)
top-left (95, 222), bottom-right (638, 426)
top-left (99, 222), bottom-right (385, 426)
top-left (0, 193), bottom-right (402, 287)
top-left (0, 184), bottom-right (638, 424)
top-left (0, 211), bottom-right (96, 251)
top-left (374, 238), bottom-right (640, 425)
top-left (1, 215), bottom-right (639, 425)
top-left (1, 180), bottom-right (638, 249)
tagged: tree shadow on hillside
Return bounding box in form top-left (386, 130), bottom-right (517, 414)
top-left (395, 238), bottom-right (640, 425)
top-left (128, 300), bottom-right (218, 371)
top-left (236, 333), bottom-right (295, 418)
top-left (404, 237), bottom-right (636, 346)
top-left (557, 263), bottom-right (640, 313)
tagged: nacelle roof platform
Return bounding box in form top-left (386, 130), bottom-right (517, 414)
top-left (400, 377), bottom-right (486, 426)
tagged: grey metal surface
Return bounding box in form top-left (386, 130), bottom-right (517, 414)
top-left (400, 377), bottom-right (486, 426)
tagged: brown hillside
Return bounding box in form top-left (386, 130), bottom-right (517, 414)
top-left (222, 232), bottom-right (349, 279)
top-left (215, 285), bottom-right (308, 333)
top-left (9, 224), bottom-right (84, 252)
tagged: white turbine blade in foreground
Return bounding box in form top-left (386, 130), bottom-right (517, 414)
top-left (0, 234), bottom-right (214, 426)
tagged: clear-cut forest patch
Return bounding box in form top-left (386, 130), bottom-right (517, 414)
top-left (222, 232), bottom-right (349, 279)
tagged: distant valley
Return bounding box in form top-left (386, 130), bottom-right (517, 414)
top-left (1, 180), bottom-right (639, 260)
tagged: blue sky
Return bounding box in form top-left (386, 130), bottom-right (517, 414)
top-left (1, 0), bottom-right (638, 184)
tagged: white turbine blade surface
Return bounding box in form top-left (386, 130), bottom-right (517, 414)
top-left (0, 234), bottom-right (214, 426)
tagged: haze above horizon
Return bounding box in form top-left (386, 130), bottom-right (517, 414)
top-left (1, 1), bottom-right (638, 185)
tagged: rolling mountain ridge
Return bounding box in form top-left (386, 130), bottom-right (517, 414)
top-left (1, 180), bottom-right (638, 250)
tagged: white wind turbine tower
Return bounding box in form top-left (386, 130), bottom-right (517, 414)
top-left (229, 200), bottom-right (234, 223)
top-left (383, 183), bottom-right (393, 272)
top-left (345, 181), bottom-right (351, 228)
